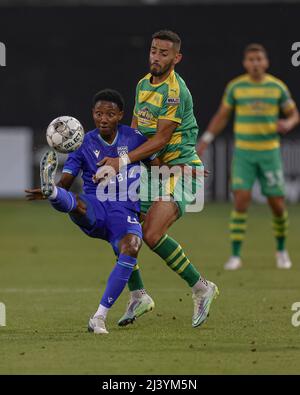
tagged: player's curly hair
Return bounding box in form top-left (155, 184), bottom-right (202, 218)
top-left (93, 89), bottom-right (124, 111)
top-left (152, 30), bottom-right (181, 51)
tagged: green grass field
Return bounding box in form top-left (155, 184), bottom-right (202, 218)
top-left (0, 201), bottom-right (300, 374)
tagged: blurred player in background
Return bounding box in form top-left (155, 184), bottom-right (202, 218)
top-left (26, 89), bottom-right (157, 334)
top-left (197, 44), bottom-right (299, 270)
top-left (97, 30), bottom-right (219, 328)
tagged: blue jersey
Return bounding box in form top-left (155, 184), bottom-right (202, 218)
top-left (63, 124), bottom-right (153, 212)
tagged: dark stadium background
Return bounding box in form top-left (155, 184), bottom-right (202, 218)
top-left (0, 2), bottom-right (300, 200)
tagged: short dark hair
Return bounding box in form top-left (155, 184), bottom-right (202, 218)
top-left (244, 43), bottom-right (268, 57)
top-left (152, 30), bottom-right (181, 51)
top-left (93, 89), bottom-right (124, 111)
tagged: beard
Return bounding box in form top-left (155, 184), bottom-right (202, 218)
top-left (149, 61), bottom-right (173, 77)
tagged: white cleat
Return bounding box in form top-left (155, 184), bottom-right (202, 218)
top-left (118, 294), bottom-right (155, 326)
top-left (40, 150), bottom-right (58, 197)
top-left (192, 281), bottom-right (219, 328)
top-left (276, 250), bottom-right (292, 269)
top-left (88, 315), bottom-right (109, 334)
top-left (224, 256), bottom-right (242, 270)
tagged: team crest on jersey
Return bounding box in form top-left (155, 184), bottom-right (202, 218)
top-left (137, 106), bottom-right (155, 125)
top-left (93, 149), bottom-right (100, 158)
top-left (250, 101), bottom-right (270, 114)
top-left (117, 146), bottom-right (128, 157)
top-left (167, 97), bottom-right (180, 105)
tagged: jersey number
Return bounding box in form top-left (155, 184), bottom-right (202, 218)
top-left (264, 170), bottom-right (283, 187)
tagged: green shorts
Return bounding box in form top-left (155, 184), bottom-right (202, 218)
top-left (231, 148), bottom-right (284, 197)
top-left (140, 164), bottom-right (204, 218)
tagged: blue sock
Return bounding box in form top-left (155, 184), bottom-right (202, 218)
top-left (49, 187), bottom-right (77, 213)
top-left (100, 254), bottom-right (137, 308)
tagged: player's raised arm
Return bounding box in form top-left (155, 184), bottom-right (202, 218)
top-left (197, 102), bottom-right (232, 157)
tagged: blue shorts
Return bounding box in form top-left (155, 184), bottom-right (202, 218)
top-left (69, 194), bottom-right (142, 255)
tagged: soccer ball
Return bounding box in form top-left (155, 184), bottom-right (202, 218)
top-left (46, 116), bottom-right (84, 154)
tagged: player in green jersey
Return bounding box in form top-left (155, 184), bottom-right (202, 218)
top-left (97, 30), bottom-right (219, 328)
top-left (197, 43), bottom-right (299, 270)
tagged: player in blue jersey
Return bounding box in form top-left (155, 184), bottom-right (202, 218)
top-left (25, 89), bottom-right (156, 334)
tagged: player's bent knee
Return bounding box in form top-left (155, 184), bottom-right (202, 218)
top-left (119, 234), bottom-right (142, 258)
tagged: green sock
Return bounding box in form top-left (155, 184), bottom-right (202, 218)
top-left (152, 234), bottom-right (200, 287)
top-left (128, 264), bottom-right (144, 291)
top-left (230, 210), bottom-right (247, 257)
top-left (232, 240), bottom-right (242, 256)
top-left (273, 211), bottom-right (288, 252)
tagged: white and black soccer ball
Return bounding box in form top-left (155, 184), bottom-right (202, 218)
top-left (46, 116), bottom-right (84, 154)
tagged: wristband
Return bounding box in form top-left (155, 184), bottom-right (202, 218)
top-left (120, 154), bottom-right (131, 167)
top-left (201, 131), bottom-right (215, 144)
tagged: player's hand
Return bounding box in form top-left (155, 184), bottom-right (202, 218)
top-left (97, 156), bottom-right (120, 173)
top-left (277, 119), bottom-right (292, 134)
top-left (197, 140), bottom-right (209, 157)
top-left (93, 165), bottom-right (117, 187)
top-left (25, 188), bottom-right (46, 200)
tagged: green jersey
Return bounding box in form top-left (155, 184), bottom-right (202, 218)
top-left (133, 70), bottom-right (201, 165)
top-left (222, 73), bottom-right (296, 151)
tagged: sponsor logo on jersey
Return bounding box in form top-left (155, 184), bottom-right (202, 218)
top-left (167, 97), bottom-right (180, 105)
top-left (137, 106), bottom-right (155, 125)
top-left (251, 101), bottom-right (271, 114)
top-left (93, 149), bottom-right (100, 158)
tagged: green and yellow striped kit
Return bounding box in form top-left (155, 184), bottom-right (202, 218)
top-left (134, 70), bottom-right (201, 165)
top-left (230, 210), bottom-right (248, 242)
top-left (152, 234), bottom-right (201, 287)
top-left (222, 74), bottom-right (296, 151)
